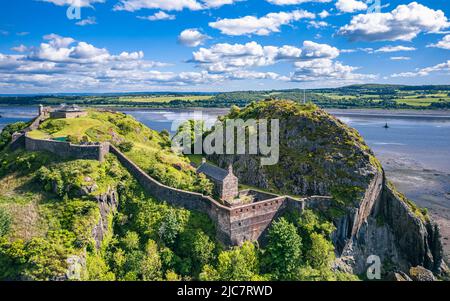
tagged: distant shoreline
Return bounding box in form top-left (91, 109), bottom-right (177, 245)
top-left (2, 105), bottom-right (450, 118)
top-left (327, 109), bottom-right (450, 119)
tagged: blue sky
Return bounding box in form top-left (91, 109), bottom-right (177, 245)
top-left (0, 0), bottom-right (449, 93)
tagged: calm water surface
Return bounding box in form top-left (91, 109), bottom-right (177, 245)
top-left (2, 106), bottom-right (450, 172)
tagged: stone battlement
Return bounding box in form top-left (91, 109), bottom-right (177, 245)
top-left (111, 144), bottom-right (331, 245)
top-left (24, 134), bottom-right (110, 162)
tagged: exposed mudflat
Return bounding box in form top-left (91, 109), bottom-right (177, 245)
top-left (379, 152), bottom-right (450, 264)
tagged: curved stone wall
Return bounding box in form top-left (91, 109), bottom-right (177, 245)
top-left (24, 135), bottom-right (109, 162)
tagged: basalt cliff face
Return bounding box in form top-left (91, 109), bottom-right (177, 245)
top-left (210, 100), bottom-right (447, 277)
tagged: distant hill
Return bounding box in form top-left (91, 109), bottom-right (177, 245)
top-left (1, 84), bottom-right (450, 109)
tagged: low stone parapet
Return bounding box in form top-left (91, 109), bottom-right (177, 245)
top-left (24, 134), bottom-right (109, 162)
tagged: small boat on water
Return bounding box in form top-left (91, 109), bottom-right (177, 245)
top-left (383, 123), bottom-right (389, 129)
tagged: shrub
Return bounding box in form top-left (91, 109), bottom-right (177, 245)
top-left (0, 121), bottom-right (28, 151)
top-left (40, 120), bottom-right (67, 134)
top-left (67, 135), bottom-right (80, 144)
top-left (117, 141), bottom-right (134, 153)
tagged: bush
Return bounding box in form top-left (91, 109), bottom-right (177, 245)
top-left (40, 120), bottom-right (67, 134)
top-left (0, 122), bottom-right (28, 151)
top-left (67, 135), bottom-right (80, 144)
top-left (117, 141), bottom-right (134, 153)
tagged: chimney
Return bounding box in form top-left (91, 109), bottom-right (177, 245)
top-left (228, 164), bottom-right (233, 174)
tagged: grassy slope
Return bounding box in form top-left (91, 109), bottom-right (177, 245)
top-left (0, 147), bottom-right (216, 280)
top-left (27, 110), bottom-right (212, 194)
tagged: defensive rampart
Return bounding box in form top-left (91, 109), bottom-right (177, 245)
top-left (24, 135), bottom-right (109, 162)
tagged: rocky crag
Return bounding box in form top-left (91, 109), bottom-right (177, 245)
top-left (210, 100), bottom-right (448, 278)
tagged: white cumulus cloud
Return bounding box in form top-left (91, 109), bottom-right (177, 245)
top-left (319, 10), bottom-right (330, 19)
top-left (178, 29), bottom-right (210, 47)
top-left (40, 0), bottom-right (105, 7)
top-left (191, 40), bottom-right (340, 73)
top-left (391, 60), bottom-right (450, 77)
top-left (338, 2), bottom-right (449, 42)
top-left (266, 0), bottom-right (331, 5)
top-left (291, 58), bottom-right (375, 82)
top-left (189, 40), bottom-right (372, 83)
top-left (427, 35), bottom-right (450, 50)
top-left (11, 45), bottom-right (29, 53)
top-left (335, 0), bottom-right (367, 13)
top-left (390, 56), bottom-right (411, 61)
top-left (113, 0), bottom-right (241, 11)
top-left (138, 11), bottom-right (176, 21)
top-left (76, 16), bottom-right (97, 26)
top-left (209, 10), bottom-right (315, 36)
top-left (375, 45), bottom-right (416, 53)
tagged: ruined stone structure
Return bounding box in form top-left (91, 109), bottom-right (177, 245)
top-left (110, 145), bottom-right (332, 245)
top-left (197, 159), bottom-right (239, 202)
top-left (50, 104), bottom-right (88, 119)
top-left (9, 107), bottom-right (333, 246)
top-left (24, 135), bottom-right (109, 162)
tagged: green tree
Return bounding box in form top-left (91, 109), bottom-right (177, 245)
top-left (178, 229), bottom-right (215, 276)
top-left (297, 210), bottom-right (335, 239)
top-left (158, 210), bottom-right (183, 246)
top-left (166, 270), bottom-right (182, 281)
top-left (305, 233), bottom-right (335, 269)
top-left (200, 242), bottom-right (263, 281)
top-left (121, 231), bottom-right (140, 251)
top-left (85, 253), bottom-right (115, 281)
top-left (263, 218), bottom-right (302, 280)
top-left (141, 240), bottom-right (162, 281)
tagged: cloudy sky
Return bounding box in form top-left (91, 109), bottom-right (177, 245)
top-left (0, 0), bottom-right (449, 93)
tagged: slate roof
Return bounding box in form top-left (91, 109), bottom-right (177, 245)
top-left (197, 163), bottom-right (229, 181)
top-left (58, 104), bottom-right (84, 112)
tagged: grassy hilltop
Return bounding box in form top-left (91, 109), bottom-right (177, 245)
top-left (27, 110), bottom-right (212, 195)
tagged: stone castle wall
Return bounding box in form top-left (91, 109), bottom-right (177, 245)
top-left (110, 145), bottom-right (320, 245)
top-left (50, 111), bottom-right (88, 119)
top-left (24, 135), bottom-right (109, 162)
top-left (110, 145), bottom-right (234, 243)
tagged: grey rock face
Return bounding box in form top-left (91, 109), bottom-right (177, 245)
top-left (91, 187), bottom-right (119, 248)
top-left (409, 266), bottom-right (437, 281)
top-left (334, 173), bottom-right (447, 277)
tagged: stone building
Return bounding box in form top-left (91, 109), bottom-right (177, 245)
top-left (50, 104), bottom-right (88, 119)
top-left (197, 159), bottom-right (239, 202)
